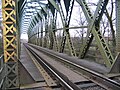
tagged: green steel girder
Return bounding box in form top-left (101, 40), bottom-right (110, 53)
top-left (65, 0), bottom-right (76, 56)
top-left (33, 18), bottom-right (37, 25)
top-left (40, 20), bottom-right (44, 47)
top-left (37, 12), bottom-right (42, 20)
top-left (29, 10), bottom-right (43, 46)
top-left (34, 16), bottom-right (39, 23)
top-left (30, 22), bottom-right (34, 29)
top-left (53, 30), bottom-right (59, 51)
top-left (29, 23), bottom-right (33, 29)
top-left (26, 0), bottom-right (114, 68)
top-left (109, 0), bottom-right (120, 73)
top-left (76, 0), bottom-right (93, 22)
top-left (32, 19), bottom-right (36, 26)
top-left (28, 6), bottom-right (47, 35)
top-left (42, 6), bottom-right (48, 14)
top-left (28, 12), bottom-right (41, 40)
top-left (40, 8), bottom-right (47, 19)
top-left (57, 1), bottom-right (66, 25)
top-left (64, 0), bottom-right (74, 25)
top-left (49, 32), bottom-right (54, 50)
top-left (36, 14), bottom-right (40, 21)
top-left (76, 0), bottom-right (98, 58)
top-left (37, 25), bottom-right (40, 45)
top-left (49, 0), bottom-right (76, 56)
top-left (64, 0), bottom-right (71, 13)
top-left (18, 0), bottom-right (27, 19)
top-left (61, 0), bottom-right (76, 56)
top-left (29, 22), bottom-right (35, 34)
top-left (53, 11), bottom-right (59, 51)
top-left (50, 10), bottom-right (59, 51)
top-left (77, 0), bottom-right (114, 67)
top-left (48, 0), bottom-right (65, 24)
top-left (29, 30), bottom-right (46, 41)
top-left (33, 13), bottom-right (40, 22)
top-left (49, 0), bottom-right (59, 11)
top-left (20, 1), bottom-right (44, 36)
top-left (53, 10), bottom-right (57, 28)
top-left (48, 1), bottom-right (66, 52)
top-left (32, 17), bottom-right (36, 26)
top-left (38, 11), bottom-right (43, 19)
top-left (52, 1), bottom-right (66, 53)
top-left (19, 0), bottom-right (26, 11)
top-left (48, 0), bottom-right (56, 16)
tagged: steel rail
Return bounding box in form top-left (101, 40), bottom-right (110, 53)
top-left (0, 67), bottom-right (4, 74)
top-left (0, 55), bottom-right (4, 74)
top-left (0, 77), bottom-right (5, 89)
top-left (0, 55), bottom-right (3, 61)
top-left (0, 55), bottom-right (5, 89)
top-left (24, 44), bottom-right (81, 90)
top-left (28, 44), bottom-right (120, 90)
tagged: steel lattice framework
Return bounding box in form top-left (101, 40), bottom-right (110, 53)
top-left (1, 0), bottom-right (120, 89)
top-left (19, 0), bottom-right (115, 67)
top-left (2, 0), bottom-right (19, 89)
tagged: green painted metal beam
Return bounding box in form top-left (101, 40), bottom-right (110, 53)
top-left (77, 0), bottom-right (114, 67)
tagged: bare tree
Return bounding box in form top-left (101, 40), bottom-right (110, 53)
top-left (72, 6), bottom-right (87, 44)
top-left (104, 0), bottom-right (116, 47)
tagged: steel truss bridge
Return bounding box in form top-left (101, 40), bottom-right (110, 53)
top-left (0, 0), bottom-right (120, 90)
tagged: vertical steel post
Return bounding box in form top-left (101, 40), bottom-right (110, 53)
top-left (2, 0), bottom-right (19, 89)
top-left (49, 16), bottom-right (54, 49)
top-left (40, 20), bottom-right (43, 47)
top-left (52, 11), bottom-right (58, 51)
top-left (116, 0), bottom-right (120, 52)
top-left (37, 24), bottom-right (39, 46)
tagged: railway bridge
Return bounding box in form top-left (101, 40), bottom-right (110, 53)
top-left (0, 0), bottom-right (120, 90)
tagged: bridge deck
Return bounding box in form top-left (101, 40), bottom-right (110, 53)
top-left (31, 44), bottom-right (110, 74)
top-left (29, 45), bottom-right (88, 83)
top-left (20, 43), bottom-right (44, 82)
top-left (19, 43), bottom-right (113, 89)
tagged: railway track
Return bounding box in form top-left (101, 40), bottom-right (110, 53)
top-left (24, 43), bottom-right (120, 90)
top-left (24, 44), bottom-right (81, 90)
